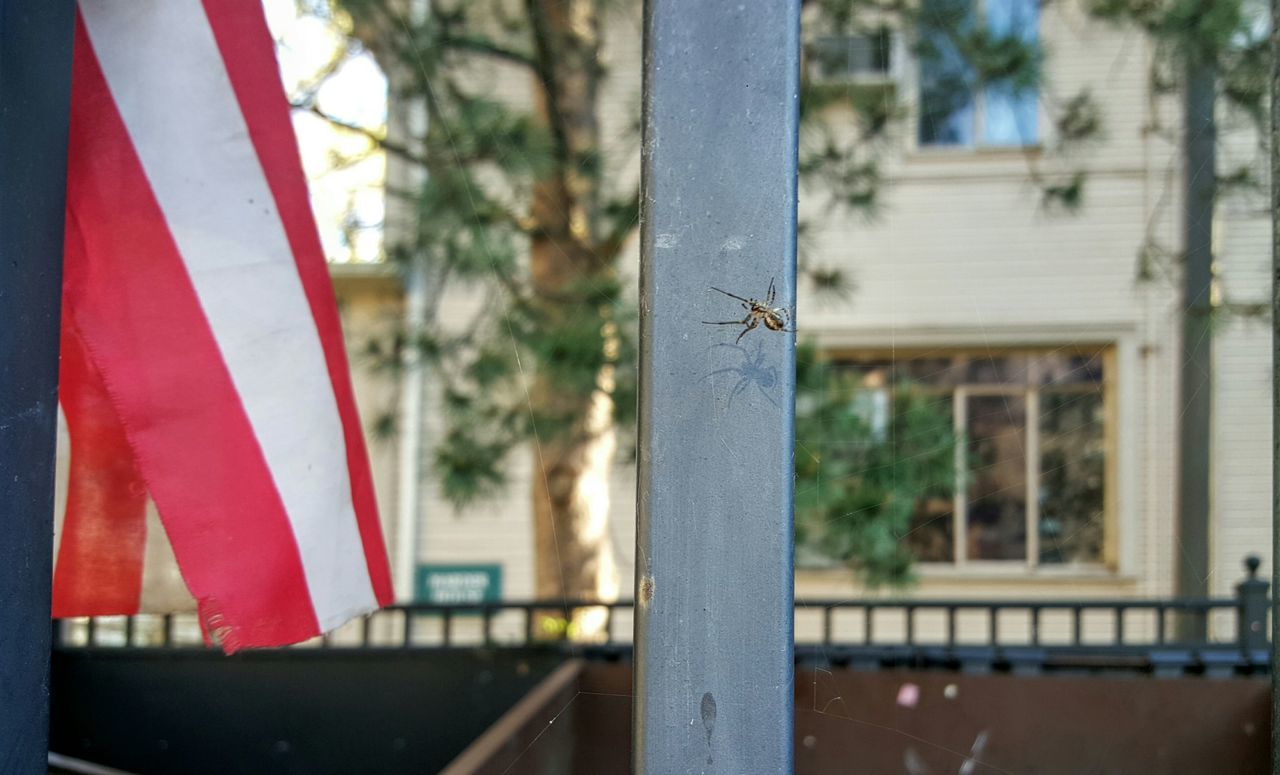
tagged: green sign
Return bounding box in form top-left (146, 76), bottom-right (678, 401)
top-left (415, 564), bottom-right (502, 605)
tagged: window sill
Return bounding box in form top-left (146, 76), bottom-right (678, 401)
top-left (904, 144), bottom-right (1043, 162)
top-left (915, 563), bottom-right (1131, 584)
top-left (795, 563), bottom-right (1138, 589)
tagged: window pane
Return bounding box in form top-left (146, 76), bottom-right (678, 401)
top-left (982, 81), bottom-right (1037, 146)
top-left (1039, 391), bottom-right (1106, 564)
top-left (894, 355), bottom-right (960, 388)
top-left (901, 393), bottom-right (956, 562)
top-left (906, 496), bottom-right (955, 562)
top-left (963, 355), bottom-right (1028, 385)
top-left (918, 0), bottom-right (975, 146)
top-left (1036, 351), bottom-right (1104, 385)
top-left (981, 0), bottom-right (1038, 146)
top-left (966, 394), bottom-right (1027, 560)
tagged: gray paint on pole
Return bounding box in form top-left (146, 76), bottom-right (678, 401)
top-left (0, 0), bottom-right (76, 770)
top-left (634, 1), bottom-right (799, 772)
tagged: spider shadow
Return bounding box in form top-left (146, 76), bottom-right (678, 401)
top-left (701, 342), bottom-right (782, 411)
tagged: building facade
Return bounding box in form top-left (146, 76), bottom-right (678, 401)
top-left (333, 0), bottom-right (1273, 625)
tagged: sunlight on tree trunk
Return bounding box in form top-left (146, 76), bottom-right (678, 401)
top-left (532, 381), bottom-right (620, 637)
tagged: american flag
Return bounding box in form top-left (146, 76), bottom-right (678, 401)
top-left (52, 0), bottom-right (394, 651)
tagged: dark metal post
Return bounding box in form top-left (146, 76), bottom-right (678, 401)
top-left (1235, 556), bottom-right (1268, 655)
top-left (1175, 57), bottom-right (1216, 640)
top-left (1271, 0), bottom-right (1280, 767)
top-left (635, 1), bottom-right (799, 772)
top-left (0, 1), bottom-right (77, 769)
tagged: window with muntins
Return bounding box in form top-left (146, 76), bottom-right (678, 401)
top-left (917, 0), bottom-right (1039, 148)
top-left (831, 347), bottom-right (1110, 569)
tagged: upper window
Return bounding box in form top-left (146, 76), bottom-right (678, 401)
top-left (809, 29), bottom-right (894, 84)
top-left (832, 347), bottom-right (1110, 569)
top-left (917, 0), bottom-right (1039, 148)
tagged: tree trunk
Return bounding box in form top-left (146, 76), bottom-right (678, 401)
top-left (527, 0), bottom-right (620, 632)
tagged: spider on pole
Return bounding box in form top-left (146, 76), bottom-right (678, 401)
top-left (702, 278), bottom-right (794, 344)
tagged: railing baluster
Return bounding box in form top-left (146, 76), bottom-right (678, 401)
top-left (402, 609), bottom-right (412, 648)
top-left (361, 615), bottom-right (371, 647)
top-left (1073, 605), bottom-right (1083, 645)
top-left (905, 605), bottom-right (915, 646)
top-left (947, 606), bottom-right (956, 647)
top-left (482, 605), bottom-right (494, 646)
top-left (124, 615), bottom-right (135, 647)
top-left (866, 606), bottom-right (874, 645)
top-left (1031, 607), bottom-right (1040, 647)
top-left (823, 606), bottom-right (833, 646)
top-left (1157, 605), bottom-right (1167, 644)
top-left (443, 608), bottom-right (453, 646)
top-left (86, 617), bottom-right (96, 647)
top-left (525, 606), bottom-right (535, 645)
top-left (989, 607), bottom-right (998, 645)
top-left (604, 605), bottom-right (614, 644)
top-left (1114, 606), bottom-right (1125, 645)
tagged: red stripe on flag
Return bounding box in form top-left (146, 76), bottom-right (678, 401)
top-left (202, 0), bottom-right (394, 605)
top-left (53, 316), bottom-right (148, 618)
top-left (64, 16), bottom-right (320, 647)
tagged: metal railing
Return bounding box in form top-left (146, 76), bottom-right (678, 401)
top-left (55, 557), bottom-right (1271, 676)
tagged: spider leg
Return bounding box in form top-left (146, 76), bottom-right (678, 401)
top-left (702, 317), bottom-right (751, 326)
top-left (767, 277), bottom-right (776, 305)
top-left (734, 318), bottom-right (760, 344)
top-left (729, 377), bottom-right (751, 405)
top-left (709, 287), bottom-right (753, 304)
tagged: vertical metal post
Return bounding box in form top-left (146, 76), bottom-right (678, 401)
top-left (1270, 0), bottom-right (1280, 768)
top-left (1234, 556), bottom-right (1267, 655)
top-left (0, 1), bottom-right (77, 769)
top-left (635, 2), bottom-right (799, 772)
top-left (1175, 57), bottom-right (1215, 639)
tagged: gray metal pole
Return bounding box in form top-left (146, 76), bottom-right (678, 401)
top-left (0, 1), bottom-right (77, 770)
top-left (1270, 0), bottom-right (1280, 767)
top-left (1176, 57), bottom-right (1215, 639)
top-left (634, 1), bottom-right (799, 772)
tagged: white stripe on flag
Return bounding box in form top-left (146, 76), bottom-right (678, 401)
top-left (79, 0), bottom-right (377, 629)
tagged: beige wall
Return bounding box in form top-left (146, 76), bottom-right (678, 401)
top-left (332, 265), bottom-right (405, 578)
top-left (1212, 99), bottom-right (1274, 603)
